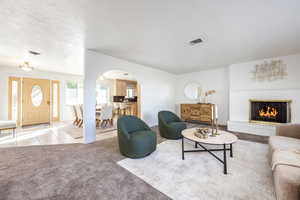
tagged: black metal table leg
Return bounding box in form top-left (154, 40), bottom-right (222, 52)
top-left (223, 144), bottom-right (227, 174)
top-left (181, 136), bottom-right (234, 174)
top-left (182, 137), bottom-right (185, 160)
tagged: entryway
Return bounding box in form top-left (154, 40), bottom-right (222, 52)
top-left (8, 77), bottom-right (60, 127)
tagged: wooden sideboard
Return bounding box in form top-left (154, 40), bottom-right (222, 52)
top-left (181, 103), bottom-right (215, 123)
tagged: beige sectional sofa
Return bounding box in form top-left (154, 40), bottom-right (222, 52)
top-left (269, 124), bottom-right (300, 200)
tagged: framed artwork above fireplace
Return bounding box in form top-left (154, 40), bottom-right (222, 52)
top-left (249, 99), bottom-right (292, 124)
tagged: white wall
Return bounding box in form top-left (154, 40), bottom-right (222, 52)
top-left (0, 65), bottom-right (82, 121)
top-left (229, 53), bottom-right (300, 123)
top-left (174, 67), bottom-right (229, 125)
top-left (83, 50), bottom-right (177, 143)
top-left (96, 78), bottom-right (115, 103)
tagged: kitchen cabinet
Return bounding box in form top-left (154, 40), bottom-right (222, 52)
top-left (114, 79), bottom-right (137, 97)
top-left (114, 79), bottom-right (127, 96)
top-left (125, 103), bottom-right (137, 116)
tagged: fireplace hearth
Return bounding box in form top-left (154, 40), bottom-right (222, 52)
top-left (250, 100), bottom-right (291, 124)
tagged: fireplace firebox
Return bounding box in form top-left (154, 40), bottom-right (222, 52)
top-left (250, 100), bottom-right (291, 124)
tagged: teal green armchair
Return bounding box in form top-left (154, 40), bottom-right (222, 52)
top-left (117, 116), bottom-right (157, 158)
top-left (158, 111), bottom-right (187, 139)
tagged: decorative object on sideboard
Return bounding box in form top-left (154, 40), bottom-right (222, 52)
top-left (203, 90), bottom-right (216, 103)
top-left (197, 87), bottom-right (203, 102)
top-left (251, 60), bottom-right (288, 82)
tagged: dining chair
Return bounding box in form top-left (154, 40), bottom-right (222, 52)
top-left (119, 104), bottom-right (129, 115)
top-left (72, 105), bottom-right (79, 126)
top-left (76, 105), bottom-right (83, 128)
top-left (96, 109), bottom-right (101, 128)
top-left (113, 103), bottom-right (121, 115)
top-left (99, 104), bottom-right (113, 128)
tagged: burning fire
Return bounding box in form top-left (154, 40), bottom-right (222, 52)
top-left (259, 106), bottom-right (278, 119)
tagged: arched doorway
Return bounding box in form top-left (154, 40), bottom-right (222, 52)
top-left (96, 70), bottom-right (141, 128)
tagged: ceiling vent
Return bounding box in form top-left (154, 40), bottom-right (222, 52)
top-left (28, 50), bottom-right (41, 55)
top-left (189, 38), bottom-right (203, 46)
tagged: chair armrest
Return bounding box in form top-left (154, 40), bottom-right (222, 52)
top-left (140, 121), bottom-right (152, 131)
top-left (144, 126), bottom-right (152, 131)
top-left (276, 124), bottom-right (300, 139)
top-left (175, 119), bottom-right (183, 123)
top-left (174, 115), bottom-right (183, 122)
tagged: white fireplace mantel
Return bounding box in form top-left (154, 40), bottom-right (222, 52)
top-left (227, 121), bottom-right (280, 136)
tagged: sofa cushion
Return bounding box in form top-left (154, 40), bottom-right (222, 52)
top-left (272, 150), bottom-right (300, 170)
top-left (0, 120), bottom-right (16, 129)
top-left (269, 136), bottom-right (300, 153)
top-left (273, 164), bottom-right (300, 200)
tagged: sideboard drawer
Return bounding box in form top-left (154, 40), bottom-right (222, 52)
top-left (181, 104), bottom-right (191, 120)
top-left (181, 103), bottom-right (214, 123)
top-left (199, 116), bottom-right (212, 122)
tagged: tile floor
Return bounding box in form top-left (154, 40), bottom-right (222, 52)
top-left (0, 121), bottom-right (117, 148)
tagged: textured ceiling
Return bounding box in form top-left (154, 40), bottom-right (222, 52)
top-left (0, 0), bottom-right (84, 75)
top-left (0, 0), bottom-right (300, 75)
top-left (102, 70), bottom-right (136, 81)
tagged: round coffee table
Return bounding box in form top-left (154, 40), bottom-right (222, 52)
top-left (181, 128), bottom-right (238, 174)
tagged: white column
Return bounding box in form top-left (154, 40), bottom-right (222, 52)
top-left (83, 51), bottom-right (97, 144)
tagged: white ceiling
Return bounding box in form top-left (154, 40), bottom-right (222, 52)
top-left (0, 0), bottom-right (299, 75)
top-left (102, 70), bottom-right (136, 81)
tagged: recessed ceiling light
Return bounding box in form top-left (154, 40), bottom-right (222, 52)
top-left (189, 38), bottom-right (203, 46)
top-left (28, 50), bottom-right (41, 55)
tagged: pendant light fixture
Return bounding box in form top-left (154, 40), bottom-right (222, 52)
top-left (19, 61), bottom-right (34, 71)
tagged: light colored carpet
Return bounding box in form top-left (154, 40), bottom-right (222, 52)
top-left (118, 139), bottom-right (275, 200)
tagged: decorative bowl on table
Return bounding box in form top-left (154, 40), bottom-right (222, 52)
top-left (194, 128), bottom-right (209, 139)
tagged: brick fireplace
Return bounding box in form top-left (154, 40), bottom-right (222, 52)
top-left (250, 100), bottom-right (291, 124)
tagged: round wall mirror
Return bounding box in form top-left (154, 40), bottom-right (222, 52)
top-left (31, 85), bottom-right (43, 107)
top-left (184, 82), bottom-right (202, 100)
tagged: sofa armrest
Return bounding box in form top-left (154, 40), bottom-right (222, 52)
top-left (276, 124), bottom-right (300, 139)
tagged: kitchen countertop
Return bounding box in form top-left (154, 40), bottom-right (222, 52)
top-left (113, 102), bottom-right (137, 104)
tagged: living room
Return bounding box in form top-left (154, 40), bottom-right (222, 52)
top-left (0, 1), bottom-right (299, 200)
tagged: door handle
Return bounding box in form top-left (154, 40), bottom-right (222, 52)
top-left (47, 101), bottom-right (50, 105)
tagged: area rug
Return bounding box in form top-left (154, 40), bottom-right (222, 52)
top-left (62, 124), bottom-right (117, 139)
top-left (117, 139), bottom-right (275, 200)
